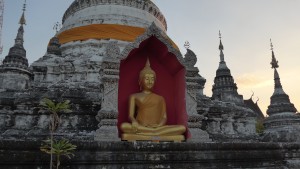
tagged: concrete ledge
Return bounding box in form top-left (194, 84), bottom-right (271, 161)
top-left (1, 140), bottom-right (300, 169)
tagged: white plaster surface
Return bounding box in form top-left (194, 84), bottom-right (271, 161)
top-left (61, 5), bottom-right (166, 33)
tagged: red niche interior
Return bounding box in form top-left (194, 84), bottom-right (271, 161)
top-left (118, 36), bottom-right (190, 138)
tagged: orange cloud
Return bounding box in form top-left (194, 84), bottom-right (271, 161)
top-left (235, 73), bottom-right (273, 89)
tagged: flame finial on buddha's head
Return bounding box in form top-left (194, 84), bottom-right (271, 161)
top-left (139, 58), bottom-right (156, 80)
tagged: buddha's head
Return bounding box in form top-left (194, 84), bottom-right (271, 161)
top-left (139, 58), bottom-right (156, 90)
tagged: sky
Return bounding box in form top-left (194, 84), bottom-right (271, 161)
top-left (1, 0), bottom-right (300, 116)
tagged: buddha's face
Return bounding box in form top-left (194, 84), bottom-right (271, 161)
top-left (140, 73), bottom-right (155, 90)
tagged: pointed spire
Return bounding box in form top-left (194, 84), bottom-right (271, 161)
top-left (14, 26), bottom-right (24, 47)
top-left (272, 63), bottom-right (286, 95)
top-left (219, 31), bottom-right (228, 65)
top-left (19, 0), bottom-right (26, 25)
top-left (274, 69), bottom-right (283, 90)
top-left (270, 39), bottom-right (279, 69)
top-left (268, 39), bottom-right (286, 96)
top-left (14, 0), bottom-right (27, 47)
top-left (218, 31), bottom-right (225, 63)
top-left (219, 30), bottom-right (224, 51)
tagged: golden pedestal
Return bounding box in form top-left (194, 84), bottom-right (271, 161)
top-left (122, 134), bottom-right (185, 142)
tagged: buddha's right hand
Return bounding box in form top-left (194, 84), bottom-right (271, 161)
top-left (132, 121), bottom-right (139, 133)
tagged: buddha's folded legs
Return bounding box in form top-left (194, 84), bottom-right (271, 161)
top-left (121, 123), bottom-right (186, 136)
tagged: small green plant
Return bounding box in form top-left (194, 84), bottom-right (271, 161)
top-left (41, 139), bottom-right (77, 169)
top-left (256, 120), bottom-right (265, 135)
top-left (39, 98), bottom-right (72, 169)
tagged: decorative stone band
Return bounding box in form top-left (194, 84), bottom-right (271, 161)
top-left (0, 66), bottom-right (32, 76)
top-left (57, 24), bottom-right (179, 50)
top-left (264, 118), bottom-right (300, 129)
top-left (267, 103), bottom-right (297, 116)
top-left (62, 0), bottom-right (167, 30)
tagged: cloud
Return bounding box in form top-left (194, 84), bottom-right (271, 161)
top-left (235, 73), bottom-right (273, 89)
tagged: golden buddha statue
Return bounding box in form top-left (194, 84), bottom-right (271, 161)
top-left (121, 58), bottom-right (186, 142)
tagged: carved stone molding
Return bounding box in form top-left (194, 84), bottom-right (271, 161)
top-left (101, 81), bottom-right (118, 113)
top-left (106, 41), bottom-right (121, 59)
top-left (97, 59), bottom-right (120, 117)
top-left (120, 23), bottom-right (184, 66)
top-left (184, 49), bottom-right (197, 68)
top-left (95, 45), bottom-right (121, 140)
top-left (186, 91), bottom-right (200, 124)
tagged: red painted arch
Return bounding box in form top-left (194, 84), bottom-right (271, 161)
top-left (118, 36), bottom-right (190, 138)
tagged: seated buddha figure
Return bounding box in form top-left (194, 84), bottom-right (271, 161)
top-left (120, 59), bottom-right (186, 141)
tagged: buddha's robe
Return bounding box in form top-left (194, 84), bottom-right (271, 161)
top-left (135, 93), bottom-right (166, 127)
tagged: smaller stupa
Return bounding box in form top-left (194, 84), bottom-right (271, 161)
top-left (212, 31), bottom-right (244, 105)
top-left (0, 1), bottom-right (32, 90)
top-left (263, 39), bottom-right (300, 142)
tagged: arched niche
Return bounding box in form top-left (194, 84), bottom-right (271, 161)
top-left (118, 36), bottom-right (189, 138)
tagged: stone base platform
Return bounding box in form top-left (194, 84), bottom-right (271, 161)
top-left (122, 134), bottom-right (185, 142)
top-left (1, 140), bottom-right (300, 169)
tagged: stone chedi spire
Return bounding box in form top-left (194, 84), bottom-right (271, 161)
top-left (263, 40), bottom-right (300, 142)
top-left (0, 1), bottom-right (32, 90)
top-left (266, 40), bottom-right (297, 115)
top-left (183, 42), bottom-right (211, 142)
top-left (47, 22), bottom-right (62, 55)
top-left (183, 41), bottom-right (206, 95)
top-left (212, 31), bottom-right (243, 104)
top-left (30, 23), bottom-right (62, 84)
top-left (2, 1), bottom-right (29, 69)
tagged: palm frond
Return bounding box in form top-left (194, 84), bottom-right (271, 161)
top-left (40, 98), bottom-right (72, 114)
top-left (40, 139), bottom-right (77, 158)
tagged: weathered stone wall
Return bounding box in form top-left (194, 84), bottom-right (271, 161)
top-left (0, 88), bottom-right (100, 139)
top-left (197, 95), bottom-right (258, 142)
top-left (0, 71), bottom-right (31, 90)
top-left (1, 141), bottom-right (300, 169)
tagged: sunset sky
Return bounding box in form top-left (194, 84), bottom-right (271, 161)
top-left (1, 0), bottom-right (300, 115)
